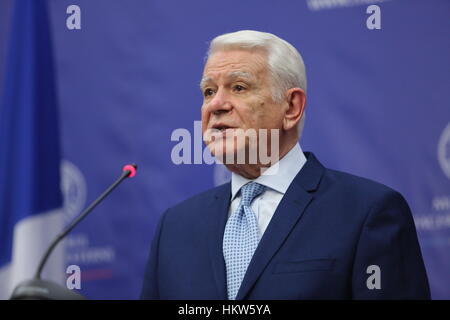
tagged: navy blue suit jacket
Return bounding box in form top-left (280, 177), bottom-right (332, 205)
top-left (141, 152), bottom-right (430, 299)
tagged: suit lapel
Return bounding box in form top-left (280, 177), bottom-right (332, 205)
top-left (207, 183), bottom-right (231, 300)
top-left (236, 152), bottom-right (325, 300)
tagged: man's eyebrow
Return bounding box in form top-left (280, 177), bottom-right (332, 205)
top-left (200, 71), bottom-right (256, 89)
top-left (199, 76), bottom-right (212, 89)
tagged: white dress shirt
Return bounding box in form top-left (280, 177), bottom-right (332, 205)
top-left (229, 144), bottom-right (307, 237)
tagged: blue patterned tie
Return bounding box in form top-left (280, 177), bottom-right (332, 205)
top-left (223, 182), bottom-right (266, 300)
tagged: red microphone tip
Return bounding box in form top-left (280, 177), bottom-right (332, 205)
top-left (123, 164), bottom-right (137, 178)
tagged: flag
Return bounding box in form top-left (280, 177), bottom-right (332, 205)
top-left (0, 0), bottom-right (65, 299)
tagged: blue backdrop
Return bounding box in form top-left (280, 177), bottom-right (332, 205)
top-left (1, 0), bottom-right (449, 299)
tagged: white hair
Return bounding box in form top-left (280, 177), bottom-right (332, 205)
top-left (206, 30), bottom-right (307, 139)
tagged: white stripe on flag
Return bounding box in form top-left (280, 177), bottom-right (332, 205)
top-left (0, 209), bottom-right (65, 299)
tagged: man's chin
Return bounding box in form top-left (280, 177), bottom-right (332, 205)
top-left (207, 145), bottom-right (247, 165)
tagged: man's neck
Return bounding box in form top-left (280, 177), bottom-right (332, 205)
top-left (225, 139), bottom-right (298, 179)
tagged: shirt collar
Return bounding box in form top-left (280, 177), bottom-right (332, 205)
top-left (231, 143), bottom-right (307, 200)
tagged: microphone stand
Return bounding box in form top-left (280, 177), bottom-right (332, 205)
top-left (9, 164), bottom-right (137, 300)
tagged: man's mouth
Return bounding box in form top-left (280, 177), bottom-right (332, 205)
top-left (212, 124), bottom-right (235, 132)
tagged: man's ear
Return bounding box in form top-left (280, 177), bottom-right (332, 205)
top-left (283, 88), bottom-right (306, 131)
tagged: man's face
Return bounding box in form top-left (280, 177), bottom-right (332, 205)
top-left (201, 49), bottom-right (285, 162)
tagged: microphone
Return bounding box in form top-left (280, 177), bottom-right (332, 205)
top-left (9, 164), bottom-right (138, 300)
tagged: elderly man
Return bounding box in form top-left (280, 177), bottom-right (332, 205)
top-left (141, 30), bottom-right (430, 300)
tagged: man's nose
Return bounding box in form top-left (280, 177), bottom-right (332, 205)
top-left (207, 89), bottom-right (232, 115)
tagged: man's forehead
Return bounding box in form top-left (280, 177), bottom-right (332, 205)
top-left (204, 50), bottom-right (266, 71)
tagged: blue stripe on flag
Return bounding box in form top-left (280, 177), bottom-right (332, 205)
top-left (0, 0), bottom-right (63, 267)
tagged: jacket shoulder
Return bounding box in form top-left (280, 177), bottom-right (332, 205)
top-left (164, 182), bottom-right (230, 220)
top-left (322, 167), bottom-right (409, 208)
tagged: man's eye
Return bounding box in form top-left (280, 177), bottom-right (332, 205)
top-left (233, 85), bottom-right (245, 92)
top-left (204, 88), bottom-right (214, 97)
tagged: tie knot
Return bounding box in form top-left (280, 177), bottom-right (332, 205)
top-left (240, 182), bottom-right (266, 207)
